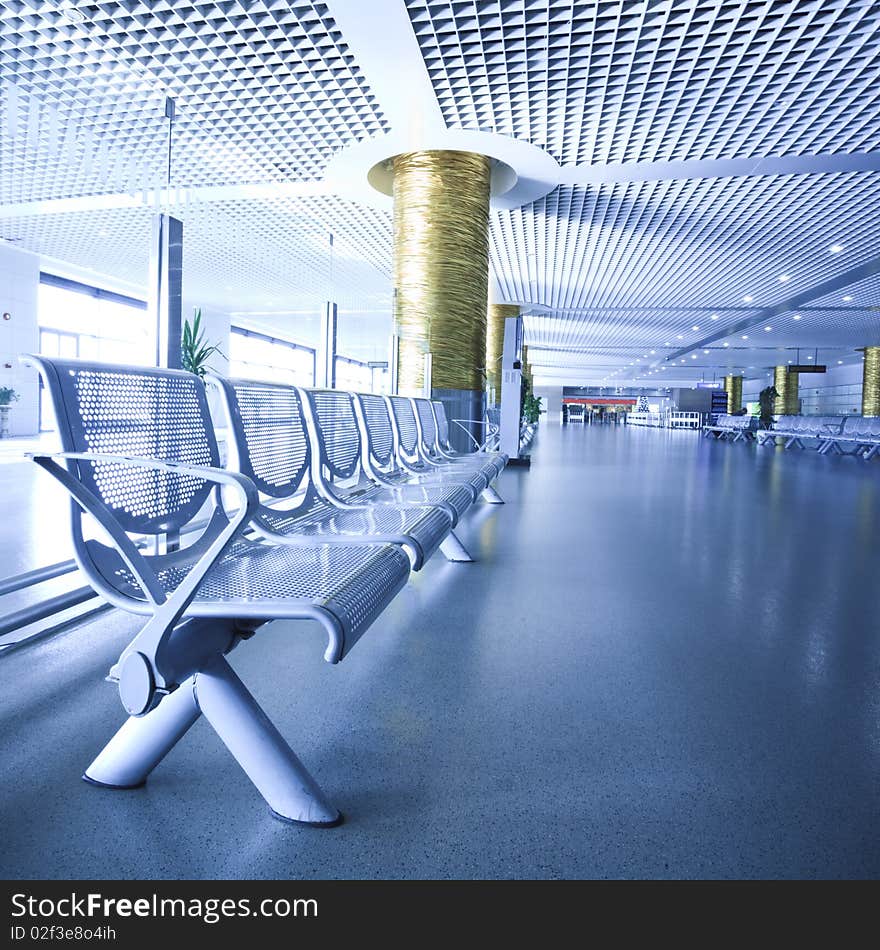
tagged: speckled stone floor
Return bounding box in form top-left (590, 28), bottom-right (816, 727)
top-left (2, 422), bottom-right (879, 879)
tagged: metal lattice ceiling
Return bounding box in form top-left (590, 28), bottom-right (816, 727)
top-left (2, 0), bottom-right (880, 382)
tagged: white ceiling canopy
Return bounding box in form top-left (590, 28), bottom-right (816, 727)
top-left (2, 0), bottom-right (880, 383)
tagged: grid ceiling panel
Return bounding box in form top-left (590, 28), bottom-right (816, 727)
top-left (4, 194), bottom-right (392, 313)
top-left (0, 0), bottom-right (388, 205)
top-left (406, 0), bottom-right (880, 167)
top-left (495, 173), bottom-right (880, 316)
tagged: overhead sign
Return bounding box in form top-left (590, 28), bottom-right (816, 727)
top-left (696, 382), bottom-right (723, 389)
top-left (788, 364), bottom-right (826, 374)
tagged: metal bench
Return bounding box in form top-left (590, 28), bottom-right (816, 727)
top-left (704, 414), bottom-right (757, 442)
top-left (566, 403), bottom-right (586, 423)
top-left (23, 356), bottom-right (412, 826)
top-left (757, 415), bottom-right (845, 450)
top-left (210, 377), bottom-right (454, 571)
top-left (411, 397), bottom-right (505, 504)
top-left (352, 392), bottom-right (475, 529)
top-left (387, 395), bottom-right (488, 499)
top-left (421, 399), bottom-right (506, 482)
top-left (820, 415), bottom-right (880, 459)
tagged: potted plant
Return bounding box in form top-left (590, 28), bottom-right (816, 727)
top-left (0, 386), bottom-right (19, 439)
top-left (758, 385), bottom-right (778, 429)
top-left (522, 391), bottom-right (543, 425)
top-left (181, 308), bottom-right (225, 378)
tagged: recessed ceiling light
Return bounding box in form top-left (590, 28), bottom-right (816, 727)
top-left (778, 275), bottom-right (790, 282)
top-left (58, 1), bottom-right (86, 24)
top-left (788, 360), bottom-right (793, 364)
top-left (703, 350), bottom-right (709, 354)
top-left (838, 360), bottom-right (844, 365)
top-left (691, 354), bottom-right (697, 359)
top-left (691, 325), bottom-right (700, 331)
top-left (743, 295), bottom-right (754, 303)
top-left (711, 314), bottom-right (719, 320)
top-left (764, 326), bottom-right (772, 332)
top-left (792, 314), bottom-right (801, 320)
top-left (723, 342), bottom-right (729, 347)
top-left (676, 334), bottom-right (683, 339)
top-left (842, 295), bottom-right (852, 302)
top-left (807, 355), bottom-right (813, 360)
top-left (741, 335), bottom-right (749, 339)
top-left (830, 244), bottom-right (844, 253)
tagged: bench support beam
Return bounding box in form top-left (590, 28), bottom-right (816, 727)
top-left (440, 531), bottom-right (473, 562)
top-left (84, 653), bottom-right (342, 827)
top-left (480, 484), bottom-right (504, 505)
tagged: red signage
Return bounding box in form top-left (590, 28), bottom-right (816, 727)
top-left (563, 397), bottom-right (637, 406)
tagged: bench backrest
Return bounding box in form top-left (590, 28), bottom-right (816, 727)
top-left (388, 395), bottom-right (420, 459)
top-left (355, 392), bottom-right (397, 469)
top-left (414, 398), bottom-right (439, 454)
top-left (301, 388), bottom-right (363, 481)
top-left (432, 400), bottom-right (451, 447)
top-left (213, 377), bottom-right (311, 500)
top-left (842, 415), bottom-right (880, 438)
top-left (32, 356), bottom-right (219, 536)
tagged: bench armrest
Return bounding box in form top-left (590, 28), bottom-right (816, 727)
top-left (30, 451), bottom-right (260, 711)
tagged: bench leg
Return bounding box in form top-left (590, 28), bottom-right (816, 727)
top-left (85, 654), bottom-right (342, 826)
top-left (865, 444), bottom-right (879, 461)
top-left (83, 676), bottom-right (202, 790)
top-left (194, 655), bottom-right (342, 826)
top-left (481, 484), bottom-right (504, 504)
top-left (440, 530), bottom-right (474, 562)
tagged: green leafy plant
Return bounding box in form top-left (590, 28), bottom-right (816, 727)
top-left (522, 392), bottom-right (543, 425)
top-left (181, 308), bottom-right (225, 378)
top-left (758, 385), bottom-right (778, 428)
top-left (0, 386), bottom-right (19, 407)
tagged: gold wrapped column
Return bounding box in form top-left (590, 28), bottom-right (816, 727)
top-left (487, 303), bottom-right (519, 406)
top-left (392, 150), bottom-right (491, 395)
top-left (774, 365), bottom-right (799, 415)
top-left (861, 346), bottom-right (880, 417)
top-left (724, 374), bottom-right (743, 414)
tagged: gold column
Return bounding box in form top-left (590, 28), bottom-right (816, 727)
top-left (487, 303), bottom-right (519, 406)
top-left (861, 346), bottom-right (880, 416)
top-left (724, 374), bottom-right (743, 413)
top-left (392, 150), bottom-right (491, 394)
top-left (774, 365), bottom-right (799, 415)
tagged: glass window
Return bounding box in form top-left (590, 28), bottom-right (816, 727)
top-left (229, 327), bottom-right (315, 386)
top-left (334, 356), bottom-right (371, 392)
top-left (38, 276), bottom-right (151, 430)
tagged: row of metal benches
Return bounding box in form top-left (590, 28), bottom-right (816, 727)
top-left (24, 355), bottom-right (509, 827)
top-left (756, 415), bottom-right (880, 458)
top-left (703, 414), bottom-right (759, 441)
top-left (706, 412), bottom-right (880, 458)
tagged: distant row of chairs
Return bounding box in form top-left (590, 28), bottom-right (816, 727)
top-left (757, 414), bottom-right (880, 458)
top-left (706, 412), bottom-right (880, 459)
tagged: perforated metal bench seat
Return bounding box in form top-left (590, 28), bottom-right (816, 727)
top-left (112, 534), bottom-right (410, 662)
top-left (211, 377), bottom-right (456, 570)
top-left (254, 496), bottom-right (452, 570)
top-left (337, 478), bottom-right (474, 525)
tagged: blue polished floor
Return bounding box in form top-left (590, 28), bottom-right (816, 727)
top-left (1, 422), bottom-right (878, 879)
